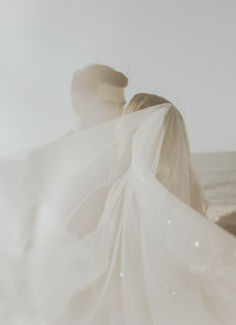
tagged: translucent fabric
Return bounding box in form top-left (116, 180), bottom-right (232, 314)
top-left (0, 104), bottom-right (236, 324)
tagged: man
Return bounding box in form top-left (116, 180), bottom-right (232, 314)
top-left (70, 64), bottom-right (128, 130)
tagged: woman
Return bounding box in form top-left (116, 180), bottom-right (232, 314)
top-left (0, 94), bottom-right (236, 324)
top-left (124, 93), bottom-right (207, 215)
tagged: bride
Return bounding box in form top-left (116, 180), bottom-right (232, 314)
top-left (0, 93), bottom-right (236, 324)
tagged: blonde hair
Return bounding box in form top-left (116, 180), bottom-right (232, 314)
top-left (124, 93), bottom-right (170, 114)
top-left (125, 93), bottom-right (207, 215)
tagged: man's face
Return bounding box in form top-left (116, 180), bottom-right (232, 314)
top-left (73, 82), bottom-right (126, 129)
top-left (95, 82), bottom-right (126, 113)
top-left (88, 82), bottom-right (126, 124)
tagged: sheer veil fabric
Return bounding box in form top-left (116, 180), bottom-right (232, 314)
top-left (0, 104), bottom-right (236, 324)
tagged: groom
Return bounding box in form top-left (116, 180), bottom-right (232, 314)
top-left (70, 64), bottom-right (128, 130)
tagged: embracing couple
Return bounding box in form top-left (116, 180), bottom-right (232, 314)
top-left (1, 64), bottom-right (236, 325)
top-left (68, 63), bottom-right (205, 215)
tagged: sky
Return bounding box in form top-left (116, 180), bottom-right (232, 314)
top-left (0, 0), bottom-right (235, 155)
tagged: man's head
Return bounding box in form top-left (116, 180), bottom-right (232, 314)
top-left (71, 64), bottom-right (128, 129)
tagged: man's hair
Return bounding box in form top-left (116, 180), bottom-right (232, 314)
top-left (71, 64), bottom-right (128, 96)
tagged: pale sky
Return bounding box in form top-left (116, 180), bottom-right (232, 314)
top-left (0, 0), bottom-right (235, 155)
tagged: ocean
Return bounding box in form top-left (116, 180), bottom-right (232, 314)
top-left (192, 152), bottom-right (236, 220)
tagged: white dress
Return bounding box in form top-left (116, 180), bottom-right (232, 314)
top-left (0, 104), bottom-right (236, 325)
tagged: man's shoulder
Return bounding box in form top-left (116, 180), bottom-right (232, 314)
top-left (39, 129), bottom-right (76, 149)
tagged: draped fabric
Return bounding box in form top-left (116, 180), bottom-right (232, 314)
top-left (0, 104), bottom-right (235, 324)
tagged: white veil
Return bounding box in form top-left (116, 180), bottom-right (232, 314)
top-left (0, 103), bottom-right (236, 324)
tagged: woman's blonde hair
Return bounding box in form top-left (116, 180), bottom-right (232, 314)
top-left (124, 93), bottom-right (171, 114)
top-left (125, 93), bottom-right (207, 215)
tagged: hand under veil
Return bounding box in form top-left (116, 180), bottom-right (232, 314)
top-left (0, 103), bottom-right (236, 325)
